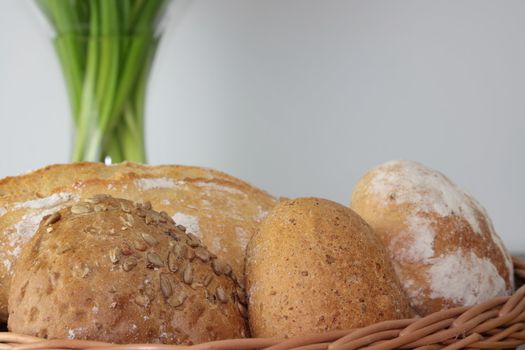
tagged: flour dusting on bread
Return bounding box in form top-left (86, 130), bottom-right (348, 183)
top-left (3, 206), bottom-right (70, 273)
top-left (135, 177), bottom-right (180, 190)
top-left (254, 206), bottom-right (269, 222)
top-left (235, 227), bottom-right (250, 248)
top-left (12, 208), bottom-right (63, 244)
top-left (172, 212), bottom-right (200, 236)
top-left (195, 181), bottom-right (244, 195)
top-left (13, 192), bottom-right (74, 210)
top-left (367, 160), bottom-right (483, 236)
top-left (396, 215), bottom-right (435, 262)
top-left (428, 250), bottom-right (507, 306)
top-left (0, 193), bottom-right (78, 274)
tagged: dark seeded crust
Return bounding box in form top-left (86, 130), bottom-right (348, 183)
top-left (245, 197), bottom-right (412, 338)
top-left (0, 162), bottom-right (276, 320)
top-left (8, 196), bottom-right (249, 344)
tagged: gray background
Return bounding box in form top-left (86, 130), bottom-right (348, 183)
top-left (0, 0), bottom-right (523, 251)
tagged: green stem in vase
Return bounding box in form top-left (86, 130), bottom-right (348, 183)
top-left (36, 0), bottom-right (169, 163)
top-left (74, 0), bottom-right (100, 161)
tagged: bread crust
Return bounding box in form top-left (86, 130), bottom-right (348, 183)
top-left (351, 160), bottom-right (514, 316)
top-left (8, 196), bottom-right (249, 344)
top-left (245, 197), bottom-right (412, 338)
top-left (0, 162), bottom-right (276, 320)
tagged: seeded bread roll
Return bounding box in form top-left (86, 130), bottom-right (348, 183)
top-left (0, 162), bottom-right (276, 320)
top-left (8, 196), bottom-right (248, 344)
top-left (351, 160), bottom-right (514, 316)
top-left (246, 197), bottom-right (412, 338)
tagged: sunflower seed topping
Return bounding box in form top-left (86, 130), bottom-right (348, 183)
top-left (141, 232), bottom-right (158, 246)
top-left (121, 242), bottom-right (133, 255)
top-left (216, 286), bottom-right (228, 303)
top-left (211, 259), bottom-right (232, 276)
top-left (160, 211), bottom-right (173, 224)
top-left (93, 204), bottom-right (108, 212)
top-left (168, 252), bottom-right (179, 272)
top-left (194, 247), bottom-right (210, 262)
top-left (203, 274), bottom-right (213, 287)
top-left (122, 257), bottom-right (138, 271)
top-left (186, 248), bottom-right (195, 261)
top-left (186, 233), bottom-right (201, 247)
top-left (183, 264), bottom-right (193, 284)
top-left (160, 274), bottom-right (173, 298)
top-left (230, 272), bottom-right (240, 285)
top-left (136, 201), bottom-right (153, 210)
top-left (169, 290), bottom-right (187, 308)
top-left (71, 203), bottom-right (92, 214)
top-left (237, 302), bottom-right (248, 317)
top-left (85, 197), bottom-right (100, 205)
top-left (133, 240), bottom-right (148, 251)
top-left (236, 286), bottom-right (247, 305)
top-left (43, 212), bottom-right (61, 226)
top-left (172, 244), bottom-right (186, 260)
top-left (120, 213), bottom-right (134, 227)
top-left (86, 194), bottom-right (109, 204)
top-left (120, 202), bottom-right (132, 213)
top-left (109, 247), bottom-right (121, 264)
top-left (156, 211), bottom-right (166, 223)
top-left (134, 294), bottom-right (149, 307)
top-left (147, 252), bottom-right (164, 268)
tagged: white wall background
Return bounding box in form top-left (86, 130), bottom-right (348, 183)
top-left (0, 0), bottom-right (523, 251)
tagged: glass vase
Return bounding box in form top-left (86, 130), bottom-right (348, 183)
top-left (35, 0), bottom-right (171, 163)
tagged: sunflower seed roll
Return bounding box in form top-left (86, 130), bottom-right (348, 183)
top-left (8, 196), bottom-right (248, 344)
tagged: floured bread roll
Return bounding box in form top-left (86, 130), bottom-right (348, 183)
top-left (8, 196), bottom-right (248, 343)
top-left (0, 162), bottom-right (276, 320)
top-left (351, 160), bottom-right (514, 315)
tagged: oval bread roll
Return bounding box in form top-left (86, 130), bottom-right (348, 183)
top-left (351, 160), bottom-right (514, 315)
top-left (8, 196), bottom-right (249, 344)
top-left (0, 162), bottom-right (276, 320)
top-left (246, 197), bottom-right (412, 338)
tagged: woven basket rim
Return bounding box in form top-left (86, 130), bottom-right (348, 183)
top-left (2, 256), bottom-right (525, 350)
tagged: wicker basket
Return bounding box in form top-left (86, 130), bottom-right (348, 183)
top-left (2, 257), bottom-right (525, 350)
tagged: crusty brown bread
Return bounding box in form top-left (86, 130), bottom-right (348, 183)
top-left (8, 196), bottom-right (249, 344)
top-left (351, 160), bottom-right (514, 316)
top-left (245, 197), bottom-right (412, 338)
top-left (0, 162), bottom-right (276, 321)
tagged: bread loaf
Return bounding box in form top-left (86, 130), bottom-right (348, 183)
top-left (8, 196), bottom-right (249, 344)
top-left (0, 162), bottom-right (276, 320)
top-left (245, 197), bottom-right (412, 338)
top-left (351, 160), bottom-right (514, 315)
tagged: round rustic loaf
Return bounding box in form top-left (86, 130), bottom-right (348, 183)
top-left (8, 196), bottom-right (249, 344)
top-left (351, 160), bottom-right (514, 316)
top-left (0, 162), bottom-right (276, 320)
top-left (245, 197), bottom-right (412, 338)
